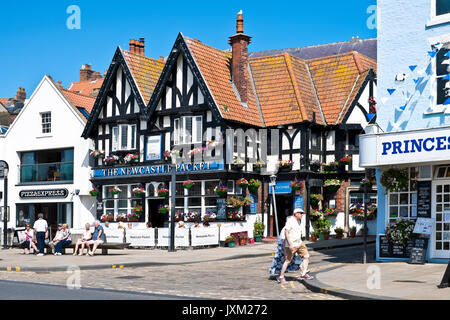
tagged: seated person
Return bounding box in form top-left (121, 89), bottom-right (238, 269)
top-left (21, 224), bottom-right (39, 254)
top-left (88, 220), bottom-right (106, 256)
top-left (54, 224), bottom-right (71, 256)
top-left (73, 223), bottom-right (92, 256)
top-left (49, 224), bottom-right (65, 251)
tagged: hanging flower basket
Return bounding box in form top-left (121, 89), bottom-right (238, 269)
top-left (132, 205), bottom-right (143, 215)
top-left (183, 180), bottom-right (194, 189)
top-left (350, 203), bottom-right (377, 221)
top-left (290, 180), bottom-right (303, 192)
top-left (109, 188), bottom-right (121, 195)
top-left (214, 185), bottom-right (228, 197)
top-left (231, 157), bottom-right (245, 171)
top-left (323, 208), bottom-right (338, 218)
top-left (227, 197), bottom-right (244, 209)
top-left (324, 179), bottom-right (341, 193)
top-left (310, 209), bottom-right (322, 221)
top-left (252, 160), bottom-right (266, 173)
top-left (278, 160), bottom-right (293, 172)
top-left (323, 161), bottom-right (338, 172)
top-left (380, 168), bottom-right (409, 193)
top-left (158, 204), bottom-right (169, 214)
top-left (157, 188), bottom-right (169, 197)
top-left (124, 153), bottom-right (139, 164)
top-left (89, 189), bottom-right (99, 197)
top-left (236, 178), bottom-right (249, 189)
top-left (248, 179), bottom-right (261, 194)
top-left (339, 156), bottom-right (352, 166)
top-left (310, 194), bottom-right (323, 206)
top-left (360, 178), bottom-right (373, 190)
top-left (104, 155), bottom-right (119, 166)
top-left (132, 187), bottom-right (145, 197)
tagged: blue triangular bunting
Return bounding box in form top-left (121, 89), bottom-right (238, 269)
top-left (387, 89), bottom-right (396, 95)
top-left (409, 65), bottom-right (417, 72)
top-left (413, 78), bottom-right (420, 84)
top-left (399, 103), bottom-right (407, 111)
top-left (443, 74), bottom-right (450, 80)
top-left (367, 113), bottom-right (375, 121)
top-left (444, 98), bottom-right (450, 105)
top-left (428, 51), bottom-right (437, 58)
top-left (445, 51), bottom-right (450, 57)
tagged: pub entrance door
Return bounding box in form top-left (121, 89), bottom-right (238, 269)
top-left (274, 194), bottom-right (293, 236)
top-left (431, 181), bottom-right (450, 259)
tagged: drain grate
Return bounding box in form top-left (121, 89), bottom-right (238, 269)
top-left (115, 275), bottom-right (144, 280)
top-left (393, 280), bottom-right (426, 284)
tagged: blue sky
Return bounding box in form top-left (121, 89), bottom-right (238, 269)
top-left (0, 0), bottom-right (376, 98)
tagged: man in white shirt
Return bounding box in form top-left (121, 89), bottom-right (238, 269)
top-left (33, 213), bottom-right (48, 256)
top-left (277, 208), bottom-right (313, 284)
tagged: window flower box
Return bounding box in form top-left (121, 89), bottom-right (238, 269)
top-left (124, 153), bottom-right (139, 164)
top-left (252, 160), bottom-right (266, 173)
top-left (323, 161), bottom-right (338, 172)
top-left (90, 150), bottom-right (105, 158)
top-left (100, 213), bottom-right (114, 222)
top-left (127, 212), bottom-right (140, 222)
top-left (277, 159), bottom-right (293, 172)
top-left (104, 155), bottom-right (119, 166)
top-left (116, 214), bottom-right (127, 222)
top-left (310, 160), bottom-right (321, 172)
top-left (186, 211), bottom-right (201, 222)
top-left (203, 212), bottom-right (217, 222)
top-left (157, 188), bottom-right (169, 197)
top-left (231, 156), bottom-right (245, 171)
top-left (226, 209), bottom-right (245, 221)
top-left (174, 212), bottom-right (184, 222)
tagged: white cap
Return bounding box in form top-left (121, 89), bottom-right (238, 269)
top-left (293, 208), bottom-right (305, 214)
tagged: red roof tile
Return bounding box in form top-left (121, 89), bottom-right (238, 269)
top-left (68, 79), bottom-right (104, 97)
top-left (60, 89), bottom-right (96, 116)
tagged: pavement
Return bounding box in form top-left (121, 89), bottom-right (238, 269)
top-left (0, 236), bottom-right (376, 272)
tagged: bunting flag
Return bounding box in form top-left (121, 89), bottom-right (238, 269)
top-left (409, 65), bottom-right (417, 72)
top-left (367, 113), bottom-right (375, 121)
top-left (444, 74), bottom-right (450, 80)
top-left (444, 98), bottom-right (450, 105)
top-left (399, 103), bottom-right (407, 111)
top-left (445, 51), bottom-right (450, 57)
top-left (428, 51), bottom-right (437, 58)
top-left (387, 89), bottom-right (396, 95)
top-left (413, 78), bottom-right (420, 84)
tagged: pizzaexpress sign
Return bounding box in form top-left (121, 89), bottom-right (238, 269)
top-left (93, 161), bottom-right (225, 178)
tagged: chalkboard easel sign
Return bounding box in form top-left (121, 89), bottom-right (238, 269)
top-left (408, 238), bottom-right (428, 265)
top-left (379, 235), bottom-right (414, 258)
top-left (216, 198), bottom-right (226, 220)
top-left (417, 181), bottom-right (432, 218)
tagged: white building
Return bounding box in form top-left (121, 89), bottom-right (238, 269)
top-left (0, 75), bottom-right (97, 239)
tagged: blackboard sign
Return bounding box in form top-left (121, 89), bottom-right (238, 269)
top-left (417, 181), bottom-right (432, 218)
top-left (379, 235), bottom-right (414, 258)
top-left (217, 198), bottom-right (226, 220)
top-left (408, 238), bottom-right (428, 265)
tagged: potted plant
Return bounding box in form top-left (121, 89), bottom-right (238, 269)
top-left (252, 160), bottom-right (266, 173)
top-left (158, 204), bottom-right (169, 214)
top-left (278, 159), bottom-right (293, 172)
top-left (183, 180), bottom-right (194, 190)
top-left (248, 179), bottom-right (261, 194)
top-left (323, 160), bottom-right (338, 172)
top-left (90, 150), bottom-right (105, 159)
top-left (323, 207), bottom-right (338, 218)
top-left (238, 234), bottom-right (247, 246)
top-left (132, 187), bottom-right (145, 197)
top-left (316, 217), bottom-right (331, 240)
top-left (157, 188), bottom-right (169, 197)
top-left (124, 153), bottom-right (139, 164)
top-left (214, 185), bottom-right (228, 197)
top-left (385, 219), bottom-right (415, 247)
top-left (310, 160), bottom-right (321, 172)
top-left (109, 187), bottom-right (121, 195)
top-left (231, 156), bottom-right (245, 170)
top-left (242, 196), bottom-right (254, 207)
top-left (253, 218), bottom-right (265, 242)
top-left (227, 209), bottom-right (244, 221)
top-left (311, 231), bottom-right (319, 241)
top-left (349, 226), bottom-right (357, 238)
top-left (310, 194), bottom-right (323, 206)
top-left (290, 180), bottom-right (303, 192)
top-left (127, 212), bottom-right (141, 222)
top-left (323, 179), bottom-right (341, 193)
top-left (186, 211), bottom-right (201, 222)
top-left (89, 189), bottom-right (99, 197)
top-left (116, 213), bottom-right (127, 222)
top-left (236, 178), bottom-right (249, 189)
top-left (335, 227), bottom-right (344, 239)
top-left (310, 209), bottom-right (322, 221)
top-left (380, 168), bottom-right (409, 193)
top-left (225, 236), bottom-right (236, 247)
top-left (101, 212), bottom-right (114, 222)
top-left (360, 226), bottom-right (369, 237)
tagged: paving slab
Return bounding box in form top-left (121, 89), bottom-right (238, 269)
top-left (304, 262), bottom-right (450, 300)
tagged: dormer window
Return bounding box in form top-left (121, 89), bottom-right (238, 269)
top-left (112, 124), bottom-right (136, 151)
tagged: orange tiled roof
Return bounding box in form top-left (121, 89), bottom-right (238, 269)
top-left (68, 79), bottom-right (104, 97)
top-left (307, 51), bottom-right (376, 124)
top-left (60, 88), bottom-right (96, 116)
top-left (184, 36), bottom-right (263, 127)
top-left (0, 98), bottom-right (9, 104)
top-left (121, 49), bottom-right (165, 104)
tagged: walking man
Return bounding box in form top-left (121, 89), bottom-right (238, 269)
top-left (33, 213), bottom-right (48, 256)
top-left (277, 208), bottom-right (313, 284)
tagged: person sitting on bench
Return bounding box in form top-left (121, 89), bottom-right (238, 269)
top-left (88, 220), bottom-right (105, 256)
top-left (73, 223), bottom-right (92, 256)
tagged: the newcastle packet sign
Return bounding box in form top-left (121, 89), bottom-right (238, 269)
top-left (92, 161), bottom-right (225, 179)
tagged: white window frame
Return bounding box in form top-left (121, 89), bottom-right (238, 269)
top-left (103, 184), bottom-right (143, 219)
top-left (429, 0), bottom-right (450, 27)
top-left (173, 116), bottom-right (202, 145)
top-left (385, 168), bottom-right (418, 224)
top-left (41, 112), bottom-right (51, 134)
top-left (112, 124), bottom-right (137, 151)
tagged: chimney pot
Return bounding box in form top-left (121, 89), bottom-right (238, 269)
top-left (236, 10), bottom-right (244, 33)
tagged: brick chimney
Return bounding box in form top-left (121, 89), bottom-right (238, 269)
top-left (229, 10), bottom-right (251, 104)
top-left (130, 38), bottom-right (145, 56)
top-left (80, 64), bottom-right (93, 82)
top-left (13, 87), bottom-right (26, 102)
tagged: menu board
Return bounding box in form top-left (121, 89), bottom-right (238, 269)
top-left (408, 238), bottom-right (428, 265)
top-left (379, 235), bottom-right (414, 258)
top-left (216, 198), bottom-right (226, 220)
top-left (417, 181), bottom-right (432, 218)
top-left (379, 235), bottom-right (391, 257)
top-left (413, 218), bottom-right (435, 235)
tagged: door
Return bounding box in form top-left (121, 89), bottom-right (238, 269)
top-left (432, 181), bottom-right (450, 259)
top-left (274, 195), bottom-right (293, 235)
top-left (148, 199), bottom-right (166, 228)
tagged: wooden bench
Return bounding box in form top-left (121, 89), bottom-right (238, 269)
top-left (45, 233), bottom-right (131, 255)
